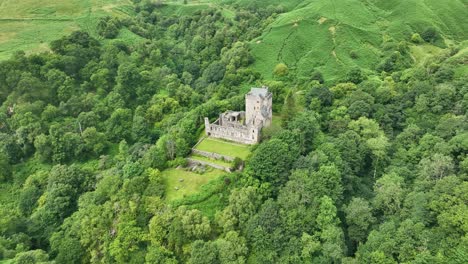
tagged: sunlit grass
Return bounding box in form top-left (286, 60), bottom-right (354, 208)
top-left (195, 137), bottom-right (251, 160)
top-left (162, 168), bottom-right (225, 202)
top-left (0, 0), bottom-right (135, 60)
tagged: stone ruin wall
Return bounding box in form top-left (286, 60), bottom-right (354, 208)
top-left (245, 91), bottom-right (273, 127)
top-left (203, 87), bottom-right (271, 145)
top-left (206, 122), bottom-right (257, 145)
top-left (219, 120), bottom-right (248, 130)
top-left (191, 149), bottom-right (235, 162)
top-left (187, 158), bottom-right (232, 173)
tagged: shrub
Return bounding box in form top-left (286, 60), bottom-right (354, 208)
top-left (168, 157), bottom-right (188, 168)
top-left (345, 67), bottom-right (366, 84)
top-left (97, 17), bottom-right (122, 39)
top-left (421, 27), bottom-right (439, 43)
top-left (274, 63), bottom-right (289, 77)
top-left (434, 65), bottom-right (455, 83)
top-left (310, 70), bottom-right (324, 83)
top-left (411, 33), bottom-right (423, 44)
top-left (232, 157), bottom-right (244, 171)
top-left (349, 50), bottom-right (359, 59)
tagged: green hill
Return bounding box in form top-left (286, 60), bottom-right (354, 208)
top-left (0, 0), bottom-right (136, 60)
top-left (1, 0), bottom-right (466, 71)
top-left (247, 0), bottom-right (468, 81)
top-left (0, 1), bottom-right (467, 263)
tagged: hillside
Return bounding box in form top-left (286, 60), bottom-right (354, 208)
top-left (0, 1), bottom-right (467, 263)
top-left (248, 0), bottom-right (468, 81)
top-left (0, 0), bottom-right (137, 60)
top-left (1, 0), bottom-right (466, 71)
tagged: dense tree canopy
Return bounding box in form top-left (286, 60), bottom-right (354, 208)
top-left (0, 1), bottom-right (467, 263)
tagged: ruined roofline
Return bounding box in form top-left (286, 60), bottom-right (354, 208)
top-left (246, 87), bottom-right (272, 99)
top-left (222, 110), bottom-right (245, 117)
top-left (204, 85), bottom-right (272, 144)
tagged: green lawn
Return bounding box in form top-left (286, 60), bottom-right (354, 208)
top-left (195, 137), bottom-right (251, 160)
top-left (162, 168), bottom-right (225, 202)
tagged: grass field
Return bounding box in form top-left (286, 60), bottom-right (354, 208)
top-left (248, 0), bottom-right (468, 82)
top-left (171, 172), bottom-right (238, 219)
top-left (162, 168), bottom-right (225, 202)
top-left (0, 0), bottom-right (136, 60)
top-left (195, 137), bottom-right (252, 160)
top-left (2, 0), bottom-right (466, 69)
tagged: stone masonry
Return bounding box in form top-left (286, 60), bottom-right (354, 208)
top-left (204, 87), bottom-right (272, 144)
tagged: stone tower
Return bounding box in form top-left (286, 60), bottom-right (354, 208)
top-left (245, 87), bottom-right (273, 128)
top-left (203, 87), bottom-right (272, 144)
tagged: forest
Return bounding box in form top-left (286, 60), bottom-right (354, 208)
top-left (0, 0), bottom-right (467, 263)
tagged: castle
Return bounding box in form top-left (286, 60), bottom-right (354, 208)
top-left (204, 87), bottom-right (272, 144)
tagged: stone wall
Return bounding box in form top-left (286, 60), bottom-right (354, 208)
top-left (245, 88), bottom-right (273, 127)
top-left (219, 120), bottom-right (248, 130)
top-left (206, 122), bottom-right (257, 145)
top-left (191, 149), bottom-right (235, 161)
top-left (203, 87), bottom-right (272, 144)
top-left (187, 158), bottom-right (231, 172)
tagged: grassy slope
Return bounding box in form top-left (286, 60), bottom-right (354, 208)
top-left (162, 168), bottom-right (225, 202)
top-left (450, 41), bottom-right (468, 78)
top-left (0, 0), bottom-right (137, 60)
top-left (220, 0), bottom-right (306, 11)
top-left (3, 0), bottom-right (465, 74)
top-left (248, 0), bottom-right (468, 82)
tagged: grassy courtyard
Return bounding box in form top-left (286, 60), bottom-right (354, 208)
top-left (162, 168), bottom-right (225, 202)
top-left (194, 137), bottom-right (252, 160)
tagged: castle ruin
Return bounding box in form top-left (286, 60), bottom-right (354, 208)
top-left (204, 87), bottom-right (272, 144)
